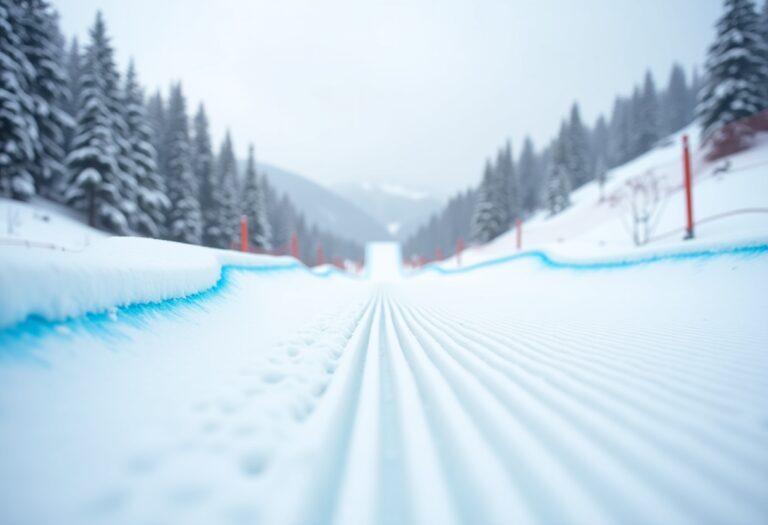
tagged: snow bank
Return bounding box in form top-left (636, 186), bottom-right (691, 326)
top-left (0, 197), bottom-right (106, 250)
top-left (0, 237), bottom-right (299, 330)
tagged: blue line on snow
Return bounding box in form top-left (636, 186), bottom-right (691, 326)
top-left (414, 243), bottom-right (768, 276)
top-left (2, 243), bottom-right (766, 359)
top-left (0, 263), bottom-right (306, 361)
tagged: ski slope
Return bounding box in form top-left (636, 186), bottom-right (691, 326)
top-left (0, 240), bottom-right (766, 525)
top-left (1, 138), bottom-right (768, 524)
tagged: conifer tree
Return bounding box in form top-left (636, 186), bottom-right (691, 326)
top-left (698, 0), bottom-right (768, 157)
top-left (471, 160), bottom-right (504, 243)
top-left (635, 71), bottom-right (661, 153)
top-left (63, 37), bottom-right (81, 153)
top-left (242, 144), bottom-right (271, 249)
top-left (762, 0), bottom-right (768, 44)
top-left (0, 0), bottom-right (38, 200)
top-left (566, 103), bottom-right (592, 188)
top-left (591, 116), bottom-right (610, 168)
top-left (215, 131), bottom-right (241, 248)
top-left (595, 157), bottom-right (608, 203)
top-left (19, 0), bottom-right (72, 198)
top-left (191, 104), bottom-right (219, 247)
top-left (65, 12), bottom-right (130, 232)
top-left (124, 61), bottom-right (168, 237)
top-left (499, 141), bottom-right (520, 223)
top-left (518, 137), bottom-right (540, 213)
top-left (546, 125), bottom-right (572, 215)
top-left (164, 82), bottom-right (202, 243)
top-left (145, 90), bottom-right (167, 179)
top-left (663, 64), bottom-right (691, 134)
top-left (491, 148), bottom-right (510, 230)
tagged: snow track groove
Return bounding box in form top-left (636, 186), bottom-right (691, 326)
top-left (267, 283), bottom-right (767, 524)
top-left (2, 248), bottom-right (766, 525)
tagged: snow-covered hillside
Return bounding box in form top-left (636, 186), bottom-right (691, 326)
top-left (443, 126), bottom-right (768, 269)
top-left (0, 197), bottom-right (106, 250)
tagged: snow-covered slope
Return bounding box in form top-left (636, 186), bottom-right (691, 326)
top-left (0, 237), bottom-right (301, 330)
top-left (1, 237), bottom-right (766, 525)
top-left (0, 197), bottom-right (106, 250)
top-left (441, 125), bottom-right (768, 269)
top-left (0, 126), bottom-right (766, 525)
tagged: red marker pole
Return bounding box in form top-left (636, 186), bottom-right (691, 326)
top-left (240, 215), bottom-right (249, 252)
top-left (316, 245), bottom-right (325, 266)
top-left (515, 218), bottom-right (522, 250)
top-left (682, 135), bottom-right (695, 240)
top-left (435, 247), bottom-right (443, 262)
top-left (456, 238), bottom-right (464, 267)
top-left (291, 232), bottom-right (299, 259)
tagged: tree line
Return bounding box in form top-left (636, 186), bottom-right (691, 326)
top-left (405, 0), bottom-right (768, 261)
top-left (0, 1), bottom-right (363, 262)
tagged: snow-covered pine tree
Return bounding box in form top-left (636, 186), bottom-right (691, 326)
top-left (762, 0), bottom-right (768, 44)
top-left (628, 86), bottom-right (645, 159)
top-left (635, 71), bottom-right (661, 153)
top-left (265, 180), bottom-right (296, 252)
top-left (242, 144), bottom-right (271, 249)
top-left (594, 156), bottom-right (608, 203)
top-left (591, 116), bottom-right (610, 169)
top-left (608, 97), bottom-right (630, 166)
top-left (145, 90), bottom-right (167, 181)
top-left (163, 82), bottom-right (202, 244)
top-left (663, 64), bottom-right (691, 134)
top-left (698, 0), bottom-right (768, 158)
top-left (499, 141), bottom-right (521, 223)
top-left (518, 136), bottom-right (540, 214)
top-left (689, 67), bottom-right (703, 121)
top-left (546, 125), bottom-right (572, 215)
top-left (65, 12), bottom-right (130, 232)
top-left (19, 0), bottom-right (72, 198)
top-left (565, 103), bottom-right (592, 188)
top-left (471, 160), bottom-right (504, 243)
top-left (0, 0), bottom-right (38, 200)
top-left (63, 37), bottom-right (81, 154)
top-left (190, 104), bottom-right (219, 247)
top-left (124, 61), bottom-right (168, 237)
top-left (214, 131), bottom-right (241, 248)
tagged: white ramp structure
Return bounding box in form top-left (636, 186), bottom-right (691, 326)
top-left (365, 242), bottom-right (402, 282)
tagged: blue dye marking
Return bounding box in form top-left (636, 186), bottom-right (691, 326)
top-left (0, 262), bottom-right (304, 362)
top-left (413, 243), bottom-right (768, 276)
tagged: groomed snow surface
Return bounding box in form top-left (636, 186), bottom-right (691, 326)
top-left (1, 134), bottom-right (768, 524)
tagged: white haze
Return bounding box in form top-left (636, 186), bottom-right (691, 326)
top-left (56, 0), bottom-right (721, 195)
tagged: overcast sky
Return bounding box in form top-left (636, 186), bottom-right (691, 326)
top-left (56, 0), bottom-right (722, 196)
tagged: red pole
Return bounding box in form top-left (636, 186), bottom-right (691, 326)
top-left (291, 232), bottom-right (299, 259)
top-left (456, 238), bottom-right (464, 267)
top-left (682, 135), bottom-right (695, 240)
top-left (435, 247), bottom-right (443, 261)
top-left (316, 245), bottom-right (325, 266)
top-left (240, 216), bottom-right (249, 252)
top-left (515, 218), bottom-right (522, 250)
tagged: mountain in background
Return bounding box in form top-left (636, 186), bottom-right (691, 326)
top-left (334, 182), bottom-right (444, 240)
top-left (254, 162), bottom-right (392, 244)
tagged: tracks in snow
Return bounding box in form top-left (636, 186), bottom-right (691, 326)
top-left (266, 286), bottom-right (768, 525)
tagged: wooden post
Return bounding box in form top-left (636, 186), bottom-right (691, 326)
top-left (291, 232), bottom-right (299, 259)
top-left (682, 135), bottom-right (695, 240)
top-left (240, 216), bottom-right (249, 252)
